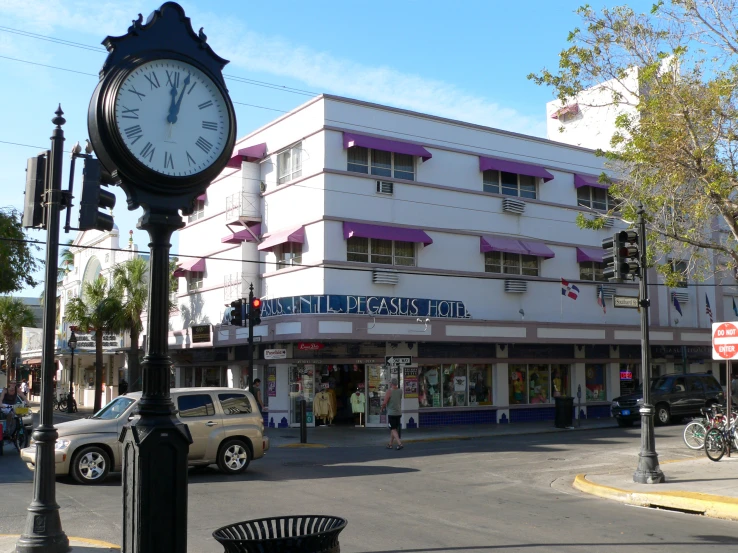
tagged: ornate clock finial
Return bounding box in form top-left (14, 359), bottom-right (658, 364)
top-left (129, 13), bottom-right (143, 34)
top-left (52, 104), bottom-right (66, 127)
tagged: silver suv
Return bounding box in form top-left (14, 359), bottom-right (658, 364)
top-left (21, 387), bottom-right (269, 485)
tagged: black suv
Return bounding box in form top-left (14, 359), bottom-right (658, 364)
top-left (611, 373), bottom-right (724, 427)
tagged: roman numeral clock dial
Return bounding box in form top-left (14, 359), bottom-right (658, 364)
top-left (113, 59), bottom-right (230, 177)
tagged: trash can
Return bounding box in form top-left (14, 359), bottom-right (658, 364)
top-left (554, 396), bottom-right (574, 428)
top-left (213, 515), bottom-right (347, 553)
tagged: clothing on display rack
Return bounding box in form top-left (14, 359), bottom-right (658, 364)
top-left (313, 389), bottom-right (335, 425)
top-left (350, 391), bottom-right (365, 413)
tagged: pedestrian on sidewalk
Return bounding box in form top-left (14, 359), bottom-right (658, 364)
top-left (252, 379), bottom-right (264, 412)
top-left (382, 378), bottom-right (403, 450)
top-left (119, 378), bottom-right (128, 396)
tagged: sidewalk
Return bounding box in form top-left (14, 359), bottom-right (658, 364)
top-left (575, 455), bottom-right (738, 521)
top-left (267, 417), bottom-right (619, 448)
top-left (0, 535), bottom-right (119, 552)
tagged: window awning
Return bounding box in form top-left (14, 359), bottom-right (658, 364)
top-left (574, 174), bottom-right (610, 190)
top-left (226, 143), bottom-right (267, 169)
top-left (221, 224), bottom-right (262, 245)
top-left (576, 246), bottom-right (605, 263)
top-left (197, 192), bottom-right (207, 201)
top-left (343, 222), bottom-right (433, 246)
top-left (343, 132), bottom-right (432, 162)
top-left (478, 157), bottom-right (554, 182)
top-left (257, 225), bottom-right (305, 252)
top-left (480, 235), bottom-right (555, 258)
top-left (173, 257), bottom-right (206, 277)
top-left (551, 103), bottom-right (579, 119)
top-left (22, 358), bottom-right (41, 365)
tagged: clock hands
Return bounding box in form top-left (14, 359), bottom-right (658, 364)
top-left (166, 74), bottom-right (191, 125)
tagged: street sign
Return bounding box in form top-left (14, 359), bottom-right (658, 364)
top-left (385, 356), bottom-right (412, 366)
top-left (614, 296), bottom-right (639, 309)
top-left (253, 336), bottom-right (262, 343)
top-left (712, 322), bottom-right (738, 360)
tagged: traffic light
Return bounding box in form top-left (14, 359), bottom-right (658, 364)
top-left (602, 233), bottom-right (620, 282)
top-left (22, 154), bottom-right (47, 229)
top-left (230, 299), bottom-right (244, 326)
top-left (78, 158), bottom-right (116, 231)
top-left (249, 297), bottom-right (262, 326)
top-left (617, 230), bottom-right (640, 280)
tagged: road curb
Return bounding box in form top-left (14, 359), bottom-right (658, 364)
top-left (573, 473), bottom-right (738, 521)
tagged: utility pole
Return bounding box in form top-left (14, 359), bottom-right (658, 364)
top-left (633, 202), bottom-right (665, 484)
top-left (247, 283), bottom-right (254, 390)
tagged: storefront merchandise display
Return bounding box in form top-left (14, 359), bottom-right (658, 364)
top-left (469, 365), bottom-right (492, 405)
top-left (509, 365), bottom-right (527, 404)
top-left (585, 364), bottom-right (606, 400)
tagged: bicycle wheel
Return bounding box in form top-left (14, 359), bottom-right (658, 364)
top-left (13, 424), bottom-right (27, 451)
top-left (684, 421), bottom-right (707, 450)
top-left (705, 427), bottom-right (726, 462)
top-left (58, 400), bottom-right (67, 412)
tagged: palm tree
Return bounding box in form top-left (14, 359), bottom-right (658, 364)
top-left (58, 239), bottom-right (74, 280)
top-left (112, 257), bottom-right (148, 393)
top-left (65, 276), bottom-right (124, 412)
top-left (0, 297), bottom-right (35, 379)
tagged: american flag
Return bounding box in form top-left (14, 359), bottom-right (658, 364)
top-left (561, 278), bottom-right (580, 300)
top-left (597, 285), bottom-right (606, 314)
top-left (705, 293), bottom-right (713, 324)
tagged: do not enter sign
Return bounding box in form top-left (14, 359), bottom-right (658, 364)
top-left (712, 322), bottom-right (738, 360)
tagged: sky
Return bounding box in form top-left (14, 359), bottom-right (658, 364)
top-left (0, 0), bottom-right (653, 297)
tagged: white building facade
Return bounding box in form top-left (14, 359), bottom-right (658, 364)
top-left (168, 94), bottom-right (720, 429)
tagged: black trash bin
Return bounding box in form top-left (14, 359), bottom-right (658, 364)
top-left (213, 515), bottom-right (347, 553)
top-left (554, 396), bottom-right (574, 428)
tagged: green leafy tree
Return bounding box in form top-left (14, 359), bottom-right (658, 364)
top-left (0, 297), bottom-right (35, 376)
top-left (0, 208), bottom-right (39, 293)
top-left (65, 276), bottom-right (124, 412)
top-left (112, 257), bottom-right (148, 393)
top-left (58, 239), bottom-right (74, 281)
top-left (529, 1), bottom-right (738, 284)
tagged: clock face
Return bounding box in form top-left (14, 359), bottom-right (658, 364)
top-left (114, 59), bottom-right (230, 177)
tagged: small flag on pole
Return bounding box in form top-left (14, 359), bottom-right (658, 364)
top-left (672, 293), bottom-right (683, 316)
top-left (705, 293), bottom-right (713, 324)
top-left (561, 278), bottom-right (579, 300)
top-left (597, 285), bottom-right (606, 314)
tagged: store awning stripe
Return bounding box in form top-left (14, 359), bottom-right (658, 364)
top-left (343, 222), bottom-right (433, 246)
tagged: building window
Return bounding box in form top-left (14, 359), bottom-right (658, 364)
top-left (188, 271), bottom-right (203, 292)
top-left (418, 364), bottom-right (492, 409)
top-left (577, 187), bottom-right (616, 211)
top-left (484, 251), bottom-right (538, 276)
top-left (347, 146), bottom-right (415, 181)
top-left (483, 170), bottom-right (536, 199)
top-left (585, 364), bottom-right (606, 401)
top-left (277, 142), bottom-right (303, 184)
top-left (579, 261), bottom-right (606, 282)
top-left (187, 199), bottom-right (205, 223)
top-left (347, 237), bottom-right (415, 267)
top-left (276, 243), bottom-right (302, 268)
top-left (670, 260), bottom-right (688, 288)
top-left (509, 364), bottom-right (570, 405)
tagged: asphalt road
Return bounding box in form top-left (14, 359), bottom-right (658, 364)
top-left (1, 423), bottom-right (738, 552)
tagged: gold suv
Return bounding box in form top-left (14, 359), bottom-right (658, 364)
top-left (20, 387), bottom-right (269, 485)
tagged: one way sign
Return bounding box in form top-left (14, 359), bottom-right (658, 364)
top-left (385, 356), bottom-right (412, 366)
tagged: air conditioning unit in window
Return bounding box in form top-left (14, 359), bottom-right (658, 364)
top-left (504, 279), bottom-right (527, 293)
top-left (502, 198), bottom-right (526, 215)
top-left (376, 181), bottom-right (394, 195)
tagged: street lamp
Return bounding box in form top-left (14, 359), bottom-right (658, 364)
top-left (67, 331), bottom-right (77, 414)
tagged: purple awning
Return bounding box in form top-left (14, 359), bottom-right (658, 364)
top-left (478, 157), bottom-right (554, 182)
top-left (226, 143), bottom-right (267, 168)
top-left (257, 225), bottom-right (305, 252)
top-left (480, 235), bottom-right (555, 258)
top-left (343, 132), bottom-right (432, 162)
top-left (574, 174), bottom-right (609, 190)
top-left (343, 222), bottom-right (433, 246)
top-left (221, 224), bottom-right (262, 244)
top-left (197, 193), bottom-right (207, 201)
top-left (174, 257), bottom-right (206, 277)
top-left (576, 246), bottom-right (605, 263)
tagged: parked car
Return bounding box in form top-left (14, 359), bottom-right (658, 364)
top-left (611, 373), bottom-right (724, 427)
top-left (20, 387), bottom-right (268, 485)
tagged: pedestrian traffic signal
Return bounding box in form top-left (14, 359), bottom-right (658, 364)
top-left (22, 154), bottom-right (47, 229)
top-left (78, 158), bottom-right (116, 232)
top-left (250, 297), bottom-right (262, 326)
top-left (230, 299), bottom-right (245, 326)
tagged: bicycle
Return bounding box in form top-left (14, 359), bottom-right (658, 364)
top-left (1, 403), bottom-right (30, 453)
top-left (704, 413), bottom-right (738, 462)
top-left (57, 392), bottom-right (78, 413)
top-left (683, 405), bottom-right (735, 450)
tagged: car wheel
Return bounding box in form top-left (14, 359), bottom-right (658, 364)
top-left (217, 439), bottom-right (251, 475)
top-left (656, 404), bottom-right (671, 425)
top-left (71, 446), bottom-right (110, 485)
top-left (616, 419), bottom-right (634, 428)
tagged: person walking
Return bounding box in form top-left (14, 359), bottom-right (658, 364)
top-left (252, 378), bottom-right (264, 412)
top-left (382, 378), bottom-right (403, 450)
top-left (119, 378), bottom-right (129, 396)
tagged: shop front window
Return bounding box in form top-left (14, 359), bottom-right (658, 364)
top-left (528, 365), bottom-right (551, 404)
top-left (551, 365), bottom-right (570, 398)
top-left (442, 364), bottom-right (468, 407)
top-left (619, 363), bottom-right (638, 396)
top-left (586, 364), bottom-right (607, 401)
top-left (418, 365), bottom-right (442, 408)
top-left (469, 365), bottom-right (492, 405)
top-left (509, 365), bottom-right (528, 404)
top-left (289, 365), bottom-right (315, 425)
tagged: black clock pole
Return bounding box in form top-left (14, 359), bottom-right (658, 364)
top-left (120, 210), bottom-right (191, 553)
top-left (16, 107), bottom-right (70, 553)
